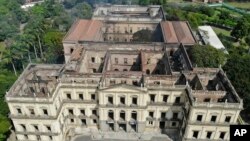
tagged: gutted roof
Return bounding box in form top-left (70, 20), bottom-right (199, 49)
top-left (160, 21), bottom-right (196, 44)
top-left (63, 19), bottom-right (103, 42)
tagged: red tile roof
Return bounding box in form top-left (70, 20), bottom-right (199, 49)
top-left (63, 19), bottom-right (103, 42)
top-left (160, 21), bottom-right (196, 44)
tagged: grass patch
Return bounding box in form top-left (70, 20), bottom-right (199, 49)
top-left (226, 2), bottom-right (250, 10)
top-left (212, 26), bottom-right (231, 36)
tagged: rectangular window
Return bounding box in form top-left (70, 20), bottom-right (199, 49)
top-left (43, 109), bottom-right (48, 116)
top-left (79, 94), bottom-right (83, 100)
top-left (211, 115), bottom-right (217, 122)
top-left (108, 96), bottom-right (113, 104)
top-left (68, 109), bottom-right (73, 115)
top-left (225, 116), bottom-right (231, 123)
top-left (29, 109), bottom-right (35, 115)
top-left (196, 115), bottom-right (203, 122)
top-left (124, 58), bottom-right (128, 64)
top-left (150, 94), bottom-right (155, 103)
top-left (161, 112), bottom-right (166, 119)
top-left (132, 97), bottom-right (137, 105)
top-left (17, 108), bottom-right (22, 114)
top-left (80, 109), bottom-right (85, 115)
top-left (101, 57), bottom-right (104, 62)
top-left (206, 131), bottom-right (212, 139)
top-left (219, 132), bottom-right (226, 139)
top-left (46, 125), bottom-right (51, 131)
top-left (173, 112), bottom-right (178, 119)
top-left (110, 80), bottom-right (116, 85)
top-left (70, 118), bottom-right (74, 123)
top-left (81, 119), bottom-right (86, 125)
top-left (115, 58), bottom-right (118, 64)
top-left (193, 131), bottom-right (199, 138)
top-left (149, 111), bottom-right (154, 118)
top-left (49, 136), bottom-right (53, 140)
top-left (93, 119), bottom-right (97, 124)
top-left (163, 95), bottom-right (168, 102)
top-left (175, 97), bottom-right (181, 103)
top-left (91, 57), bottom-right (95, 63)
top-left (120, 97), bottom-right (125, 104)
top-left (92, 110), bottom-right (97, 116)
top-left (204, 98), bottom-right (211, 102)
top-left (91, 94), bottom-right (96, 101)
top-left (171, 122), bottom-right (176, 127)
top-left (66, 93), bottom-right (71, 100)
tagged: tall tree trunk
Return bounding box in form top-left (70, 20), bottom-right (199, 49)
top-left (28, 52), bottom-right (32, 63)
top-left (37, 34), bottom-right (44, 59)
top-left (33, 44), bottom-right (38, 59)
top-left (11, 61), bottom-right (17, 76)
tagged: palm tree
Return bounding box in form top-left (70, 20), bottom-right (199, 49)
top-left (2, 48), bottom-right (17, 76)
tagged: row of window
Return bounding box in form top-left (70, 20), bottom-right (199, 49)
top-left (18, 124), bottom-right (51, 132)
top-left (16, 108), bottom-right (48, 116)
top-left (196, 114), bottom-right (232, 123)
top-left (19, 135), bottom-right (53, 141)
top-left (66, 93), bottom-right (96, 101)
top-left (192, 130), bottom-right (226, 140)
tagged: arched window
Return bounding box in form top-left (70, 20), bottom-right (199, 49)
top-left (170, 49), bottom-right (174, 56)
top-left (123, 69), bottom-right (128, 72)
top-left (146, 69), bottom-right (150, 75)
top-left (70, 48), bottom-right (74, 54)
top-left (114, 69), bottom-right (119, 71)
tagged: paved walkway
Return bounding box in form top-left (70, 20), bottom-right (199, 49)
top-left (71, 131), bottom-right (173, 141)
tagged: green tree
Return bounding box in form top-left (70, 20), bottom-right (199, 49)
top-left (72, 2), bottom-right (92, 19)
top-left (132, 29), bottom-right (153, 42)
top-left (245, 35), bottom-right (250, 47)
top-left (43, 31), bottom-right (65, 63)
top-left (231, 15), bottom-right (250, 40)
top-left (189, 45), bottom-right (227, 68)
top-left (223, 53), bottom-right (250, 115)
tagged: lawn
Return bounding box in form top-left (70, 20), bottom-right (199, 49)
top-left (225, 2), bottom-right (250, 10)
top-left (212, 26), bottom-right (231, 36)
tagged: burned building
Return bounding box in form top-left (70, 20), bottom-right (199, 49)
top-left (6, 5), bottom-right (242, 141)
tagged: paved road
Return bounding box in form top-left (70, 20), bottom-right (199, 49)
top-left (73, 135), bottom-right (172, 141)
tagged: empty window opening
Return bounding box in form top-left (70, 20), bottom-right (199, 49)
top-left (161, 112), bottom-right (166, 119)
top-left (108, 110), bottom-right (114, 120)
top-left (219, 132), bottom-right (226, 139)
top-left (91, 94), bottom-right (96, 100)
top-left (108, 96), bottom-right (113, 104)
top-left (120, 97), bottom-right (125, 104)
top-left (132, 80), bottom-right (138, 86)
top-left (197, 115), bottom-right (203, 122)
top-left (70, 48), bottom-right (74, 54)
top-left (150, 94), bottom-right (155, 103)
top-left (172, 122), bottom-right (177, 127)
top-left (225, 116), bottom-right (231, 123)
top-left (92, 110), bottom-right (97, 116)
top-left (149, 111), bottom-right (154, 118)
top-left (175, 97), bottom-right (181, 104)
top-left (68, 109), bottom-right (73, 115)
top-left (17, 108), bottom-right (22, 114)
top-left (80, 109), bottom-right (85, 115)
top-left (79, 94), bottom-right (83, 100)
top-left (146, 69), bottom-right (150, 74)
top-left (163, 95), bottom-right (168, 102)
top-left (66, 93), bottom-right (71, 100)
top-left (211, 115), bottom-right (217, 122)
top-left (132, 97), bottom-right (137, 105)
top-left (206, 132), bottom-right (212, 139)
top-left (159, 121), bottom-right (165, 129)
top-left (91, 57), bottom-right (95, 63)
top-left (131, 111), bottom-right (137, 120)
top-left (43, 109), bottom-right (48, 115)
top-left (123, 69), bottom-right (128, 72)
top-left (120, 111), bottom-right (125, 120)
top-left (81, 119), bottom-right (86, 125)
top-left (173, 112), bottom-right (178, 119)
top-left (204, 98), bottom-right (211, 102)
top-left (193, 131), bottom-right (199, 138)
